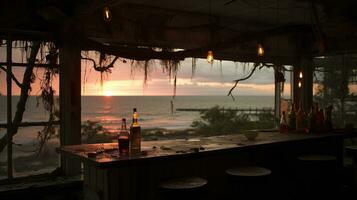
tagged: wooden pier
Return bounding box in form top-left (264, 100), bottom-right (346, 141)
top-left (176, 107), bottom-right (274, 115)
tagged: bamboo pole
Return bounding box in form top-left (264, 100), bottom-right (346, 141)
top-left (6, 39), bottom-right (13, 179)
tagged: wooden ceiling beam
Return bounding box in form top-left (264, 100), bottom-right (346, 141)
top-left (0, 28), bottom-right (54, 41)
top-left (81, 38), bottom-right (298, 65)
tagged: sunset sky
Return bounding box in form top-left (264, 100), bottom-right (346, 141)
top-left (0, 48), bottom-right (292, 96)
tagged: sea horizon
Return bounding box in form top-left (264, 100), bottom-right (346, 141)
top-left (1, 96), bottom-right (275, 131)
top-left (1, 94), bottom-right (276, 97)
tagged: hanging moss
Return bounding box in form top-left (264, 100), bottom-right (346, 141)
top-left (191, 58), bottom-right (197, 79)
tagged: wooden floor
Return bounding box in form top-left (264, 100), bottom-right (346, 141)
top-left (0, 174), bottom-right (83, 200)
top-left (0, 163), bottom-right (356, 200)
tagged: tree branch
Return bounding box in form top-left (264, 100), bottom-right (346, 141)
top-left (0, 65), bottom-right (23, 88)
top-left (0, 42), bottom-right (41, 153)
top-left (227, 63), bottom-right (259, 100)
top-left (81, 56), bottom-right (119, 72)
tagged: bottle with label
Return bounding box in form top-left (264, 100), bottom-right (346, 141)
top-left (324, 105), bottom-right (333, 131)
top-left (288, 103), bottom-right (296, 130)
top-left (118, 118), bottom-right (130, 155)
top-left (316, 107), bottom-right (325, 132)
top-left (308, 104), bottom-right (317, 133)
top-left (130, 108), bottom-right (141, 154)
top-left (280, 111), bottom-right (289, 133)
top-left (296, 102), bottom-right (304, 131)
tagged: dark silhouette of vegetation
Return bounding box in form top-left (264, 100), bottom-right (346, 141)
top-left (191, 106), bottom-right (274, 135)
top-left (81, 121), bottom-right (113, 144)
top-left (314, 64), bottom-right (356, 128)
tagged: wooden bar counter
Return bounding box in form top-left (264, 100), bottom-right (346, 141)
top-left (60, 130), bottom-right (356, 200)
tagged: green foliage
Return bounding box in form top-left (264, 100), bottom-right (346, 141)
top-left (0, 165), bottom-right (6, 178)
top-left (81, 121), bottom-right (112, 144)
top-left (314, 65), bottom-right (356, 127)
top-left (191, 106), bottom-right (274, 136)
top-left (257, 112), bottom-right (276, 128)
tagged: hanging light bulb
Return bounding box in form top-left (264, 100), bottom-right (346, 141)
top-left (257, 44), bottom-right (264, 56)
top-left (103, 6), bottom-right (112, 22)
top-left (298, 81), bottom-right (302, 88)
top-left (207, 50), bottom-right (214, 63)
top-left (299, 71), bottom-right (303, 78)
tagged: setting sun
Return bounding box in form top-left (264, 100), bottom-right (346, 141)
top-left (103, 90), bottom-right (114, 97)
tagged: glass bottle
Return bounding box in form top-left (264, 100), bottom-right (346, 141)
top-left (118, 118), bottom-right (130, 155)
top-left (130, 108), bottom-right (141, 153)
top-left (288, 103), bottom-right (296, 130)
top-left (296, 102), bottom-right (304, 131)
top-left (324, 105), bottom-right (333, 131)
top-left (280, 111), bottom-right (289, 133)
top-left (316, 106), bottom-right (325, 132)
top-left (308, 104), bottom-right (316, 133)
top-left (132, 108), bottom-right (139, 127)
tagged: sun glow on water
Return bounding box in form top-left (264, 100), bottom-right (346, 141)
top-left (104, 90), bottom-right (114, 97)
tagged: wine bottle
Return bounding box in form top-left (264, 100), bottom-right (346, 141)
top-left (130, 108), bottom-right (141, 154)
top-left (288, 103), bottom-right (296, 130)
top-left (324, 105), bottom-right (333, 131)
top-left (118, 118), bottom-right (130, 155)
top-left (296, 102), bottom-right (304, 131)
top-left (280, 111), bottom-right (289, 133)
top-left (308, 103), bottom-right (317, 133)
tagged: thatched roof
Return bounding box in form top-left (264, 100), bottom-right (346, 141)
top-left (1, 0), bottom-right (357, 64)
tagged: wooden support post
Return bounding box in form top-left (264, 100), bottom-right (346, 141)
top-left (292, 57), bottom-right (313, 110)
top-left (6, 39), bottom-right (13, 179)
top-left (59, 39), bottom-right (82, 176)
top-left (274, 68), bottom-right (282, 127)
top-left (302, 58), bottom-right (313, 111)
top-left (291, 64), bottom-right (301, 103)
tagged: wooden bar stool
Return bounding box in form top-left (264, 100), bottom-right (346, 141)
top-left (225, 166), bottom-right (272, 199)
top-left (296, 154), bottom-right (339, 198)
top-left (158, 176), bottom-right (207, 200)
top-left (346, 146), bottom-right (357, 189)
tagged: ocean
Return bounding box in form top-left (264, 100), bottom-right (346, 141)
top-left (1, 95), bottom-right (274, 134)
top-left (0, 95), bottom-right (274, 179)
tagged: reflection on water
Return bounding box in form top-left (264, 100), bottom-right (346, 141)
top-left (0, 96), bottom-right (274, 138)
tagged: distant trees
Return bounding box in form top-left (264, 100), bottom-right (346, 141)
top-left (81, 121), bottom-right (112, 144)
top-left (314, 64), bottom-right (356, 127)
top-left (191, 106), bottom-right (274, 135)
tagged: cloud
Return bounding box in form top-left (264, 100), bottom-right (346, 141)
top-left (1, 52), bottom-right (290, 96)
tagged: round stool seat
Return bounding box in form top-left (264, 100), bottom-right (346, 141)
top-left (346, 146), bottom-right (357, 189)
top-left (159, 177), bottom-right (207, 190)
top-left (226, 166), bottom-right (272, 177)
top-left (346, 146), bottom-right (357, 156)
top-left (297, 154), bottom-right (336, 162)
top-left (296, 154), bottom-right (339, 198)
top-left (225, 166), bottom-right (272, 199)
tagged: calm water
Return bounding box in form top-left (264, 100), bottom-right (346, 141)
top-left (0, 95), bottom-right (274, 178)
top-left (0, 96), bottom-right (274, 141)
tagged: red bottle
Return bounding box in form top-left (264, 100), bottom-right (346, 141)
top-left (316, 108), bottom-right (325, 132)
top-left (280, 111), bottom-right (289, 133)
top-left (118, 118), bottom-right (130, 155)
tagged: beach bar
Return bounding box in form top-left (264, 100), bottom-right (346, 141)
top-left (1, 0), bottom-right (357, 200)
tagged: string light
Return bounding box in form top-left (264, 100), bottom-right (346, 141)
top-left (298, 81), bottom-right (302, 88)
top-left (207, 0), bottom-right (214, 64)
top-left (207, 50), bottom-right (214, 64)
top-left (299, 71), bottom-right (303, 78)
top-left (103, 6), bottom-right (112, 22)
top-left (257, 43), bottom-right (264, 56)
